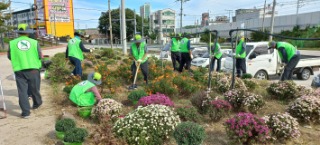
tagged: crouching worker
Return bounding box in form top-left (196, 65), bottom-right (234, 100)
top-left (69, 72), bottom-right (102, 106)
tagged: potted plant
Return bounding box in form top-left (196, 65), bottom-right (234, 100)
top-left (55, 118), bottom-right (76, 140)
top-left (63, 128), bottom-right (88, 145)
top-left (77, 106), bottom-right (93, 119)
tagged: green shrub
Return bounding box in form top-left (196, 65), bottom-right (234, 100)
top-left (101, 48), bottom-right (115, 59)
top-left (176, 106), bottom-right (202, 122)
top-left (105, 59), bottom-right (116, 65)
top-left (241, 73), bottom-right (253, 79)
top-left (55, 118), bottom-right (76, 132)
top-left (62, 85), bottom-right (73, 94)
top-left (267, 81), bottom-right (309, 101)
top-left (103, 94), bottom-right (113, 99)
top-left (64, 128), bottom-right (88, 143)
top-left (243, 79), bottom-right (258, 90)
top-left (173, 122), bottom-right (206, 145)
top-left (127, 89), bottom-right (148, 105)
top-left (173, 73), bottom-right (202, 96)
top-left (191, 91), bottom-right (212, 114)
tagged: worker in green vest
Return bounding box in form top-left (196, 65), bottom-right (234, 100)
top-left (169, 35), bottom-right (181, 71)
top-left (65, 32), bottom-right (93, 77)
top-left (7, 23), bottom-right (43, 119)
top-left (269, 41), bottom-right (301, 81)
top-left (129, 34), bottom-right (149, 90)
top-left (178, 35), bottom-right (192, 72)
top-left (209, 42), bottom-right (223, 72)
top-left (69, 72), bottom-right (102, 106)
top-left (235, 36), bottom-right (247, 77)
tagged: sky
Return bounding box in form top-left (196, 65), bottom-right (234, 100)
top-left (8, 0), bottom-right (320, 29)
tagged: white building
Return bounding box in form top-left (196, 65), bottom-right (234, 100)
top-left (180, 11), bottom-right (320, 38)
top-left (150, 8), bottom-right (176, 43)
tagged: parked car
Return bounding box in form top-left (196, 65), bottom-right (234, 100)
top-left (223, 42), bottom-right (320, 80)
top-left (191, 49), bottom-right (232, 68)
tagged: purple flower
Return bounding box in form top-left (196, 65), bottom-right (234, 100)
top-left (137, 93), bottom-right (174, 107)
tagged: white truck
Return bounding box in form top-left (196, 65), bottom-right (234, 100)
top-left (223, 42), bottom-right (320, 80)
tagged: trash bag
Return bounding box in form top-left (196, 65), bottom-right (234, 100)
top-left (311, 74), bottom-right (320, 88)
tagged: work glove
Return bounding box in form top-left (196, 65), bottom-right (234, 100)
top-left (137, 59), bottom-right (142, 63)
top-left (190, 55), bottom-right (194, 59)
top-left (90, 48), bottom-right (94, 53)
top-left (280, 63), bottom-right (286, 67)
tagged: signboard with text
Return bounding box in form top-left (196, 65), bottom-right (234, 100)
top-left (48, 0), bottom-right (70, 22)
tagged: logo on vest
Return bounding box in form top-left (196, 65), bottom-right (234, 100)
top-left (78, 81), bottom-right (88, 86)
top-left (70, 39), bottom-right (76, 44)
top-left (17, 40), bottom-right (31, 51)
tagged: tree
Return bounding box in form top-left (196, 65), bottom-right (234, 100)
top-left (200, 29), bottom-right (216, 43)
top-left (98, 8), bottom-right (144, 41)
top-left (0, 1), bottom-right (12, 49)
top-left (183, 25), bottom-right (197, 29)
top-left (250, 29), bottom-right (270, 41)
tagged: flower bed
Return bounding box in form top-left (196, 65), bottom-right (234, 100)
top-left (91, 99), bottom-right (123, 122)
top-left (113, 105), bottom-right (180, 145)
top-left (264, 113), bottom-right (300, 140)
top-left (287, 95), bottom-right (320, 123)
top-left (225, 112), bottom-right (270, 144)
top-left (224, 89), bottom-right (265, 113)
top-left (267, 81), bottom-right (310, 101)
top-left (137, 93), bottom-right (174, 107)
top-left (209, 99), bottom-right (232, 121)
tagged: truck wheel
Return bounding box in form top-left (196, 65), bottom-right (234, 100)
top-left (254, 70), bottom-right (268, 80)
top-left (297, 68), bottom-right (311, 80)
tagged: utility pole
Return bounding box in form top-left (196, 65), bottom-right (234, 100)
top-left (108, 0), bottom-right (113, 49)
top-left (134, 9), bottom-right (137, 34)
top-left (262, 0), bottom-right (267, 32)
top-left (119, 5), bottom-right (122, 45)
top-left (296, 0), bottom-right (302, 26)
top-left (269, 0), bottom-right (276, 41)
top-left (9, 0), bottom-right (13, 27)
top-left (176, 0), bottom-right (190, 33)
top-left (225, 9), bottom-right (233, 23)
top-left (121, 0), bottom-right (127, 55)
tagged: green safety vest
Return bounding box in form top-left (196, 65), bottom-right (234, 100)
top-left (277, 42), bottom-right (296, 62)
top-left (236, 39), bottom-right (246, 58)
top-left (9, 36), bottom-right (42, 72)
top-left (211, 43), bottom-right (223, 59)
top-left (69, 80), bottom-right (96, 106)
top-left (171, 38), bottom-right (180, 52)
top-left (180, 38), bottom-right (190, 53)
top-left (68, 38), bottom-right (84, 60)
top-left (131, 42), bottom-right (148, 63)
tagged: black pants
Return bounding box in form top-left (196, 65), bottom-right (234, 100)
top-left (131, 61), bottom-right (148, 84)
top-left (15, 69), bottom-right (42, 116)
top-left (281, 54), bottom-right (300, 81)
top-left (179, 53), bottom-right (192, 72)
top-left (171, 51), bottom-right (181, 71)
top-left (236, 58), bottom-right (246, 77)
top-left (210, 57), bottom-right (221, 72)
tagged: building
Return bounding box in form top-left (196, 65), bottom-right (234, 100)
top-left (234, 6), bottom-right (275, 22)
top-left (7, 0), bottom-right (75, 38)
top-left (180, 11), bottom-right (320, 38)
top-left (140, 3), bottom-right (151, 20)
top-left (201, 12), bottom-right (209, 26)
top-left (150, 8), bottom-right (175, 36)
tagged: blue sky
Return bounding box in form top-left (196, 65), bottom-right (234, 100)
top-left (9, 0), bottom-right (320, 29)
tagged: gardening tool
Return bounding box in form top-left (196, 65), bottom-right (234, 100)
top-left (0, 78), bottom-right (7, 119)
top-left (129, 61), bottom-right (141, 90)
top-left (278, 64), bottom-right (286, 82)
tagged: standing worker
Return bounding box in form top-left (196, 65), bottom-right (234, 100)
top-left (178, 35), bottom-right (192, 72)
top-left (268, 41), bottom-right (300, 81)
top-left (129, 34), bottom-right (149, 89)
top-left (66, 32), bottom-right (93, 77)
top-left (235, 36), bottom-right (247, 77)
top-left (7, 24), bottom-right (43, 118)
top-left (69, 72), bottom-right (102, 106)
top-left (169, 35), bottom-right (181, 71)
top-left (209, 42), bottom-right (223, 72)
